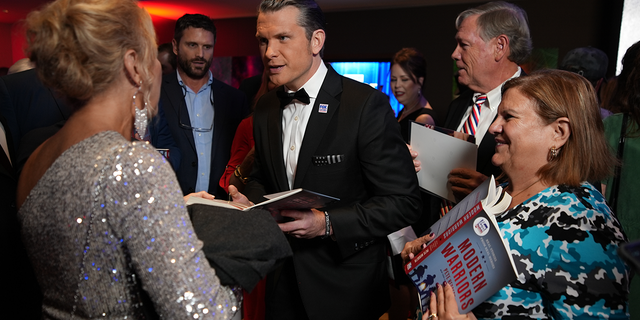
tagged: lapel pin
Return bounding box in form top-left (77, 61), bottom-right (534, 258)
top-left (318, 103), bottom-right (328, 114)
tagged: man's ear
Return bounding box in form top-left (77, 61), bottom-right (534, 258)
top-left (310, 29), bottom-right (325, 55)
top-left (494, 34), bottom-right (509, 61)
top-left (172, 39), bottom-right (179, 56)
top-left (418, 77), bottom-right (424, 87)
top-left (553, 117), bottom-right (571, 148)
top-left (123, 49), bottom-right (140, 86)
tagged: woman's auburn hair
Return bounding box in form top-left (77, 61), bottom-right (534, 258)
top-left (25, 0), bottom-right (158, 110)
top-left (502, 69), bottom-right (616, 186)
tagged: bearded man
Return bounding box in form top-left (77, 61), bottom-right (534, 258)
top-left (156, 14), bottom-right (249, 197)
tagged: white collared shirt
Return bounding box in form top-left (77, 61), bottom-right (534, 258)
top-left (282, 62), bottom-right (328, 189)
top-left (456, 68), bottom-right (521, 146)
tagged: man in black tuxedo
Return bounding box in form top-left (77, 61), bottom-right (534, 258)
top-left (440, 2), bottom-right (532, 205)
top-left (230, 1), bottom-right (421, 319)
top-left (154, 14), bottom-right (249, 197)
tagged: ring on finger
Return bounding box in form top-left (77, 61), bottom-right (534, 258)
top-left (428, 314), bottom-right (438, 320)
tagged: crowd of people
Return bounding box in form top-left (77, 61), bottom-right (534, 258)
top-left (0, 0), bottom-right (637, 319)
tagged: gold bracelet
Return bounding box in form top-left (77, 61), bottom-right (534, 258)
top-left (233, 166), bottom-right (249, 184)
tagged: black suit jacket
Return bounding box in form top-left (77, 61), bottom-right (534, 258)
top-left (157, 72), bottom-right (249, 197)
top-left (0, 69), bottom-right (72, 157)
top-left (245, 66), bottom-right (422, 320)
top-left (0, 91), bottom-right (43, 320)
top-left (444, 89), bottom-right (501, 178)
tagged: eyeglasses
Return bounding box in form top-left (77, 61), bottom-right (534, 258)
top-left (178, 85), bottom-right (214, 132)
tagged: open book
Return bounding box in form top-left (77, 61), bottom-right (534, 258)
top-left (185, 188), bottom-right (339, 212)
top-left (404, 176), bottom-right (517, 314)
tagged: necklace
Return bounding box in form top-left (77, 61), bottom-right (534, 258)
top-left (509, 178), bottom-right (541, 200)
top-left (399, 96), bottom-right (425, 121)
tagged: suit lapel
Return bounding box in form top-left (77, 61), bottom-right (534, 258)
top-left (265, 91), bottom-right (289, 191)
top-left (293, 66), bottom-right (342, 188)
top-left (211, 79), bottom-right (225, 162)
top-left (444, 90), bottom-right (475, 130)
top-left (164, 74), bottom-right (196, 152)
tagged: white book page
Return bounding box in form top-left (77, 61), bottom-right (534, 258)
top-left (410, 122), bottom-right (477, 201)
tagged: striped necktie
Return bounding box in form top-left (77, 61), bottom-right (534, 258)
top-left (462, 94), bottom-right (487, 136)
top-left (440, 94), bottom-right (487, 217)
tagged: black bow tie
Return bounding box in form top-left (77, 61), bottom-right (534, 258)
top-left (277, 88), bottom-right (310, 107)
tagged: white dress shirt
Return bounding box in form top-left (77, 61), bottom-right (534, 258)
top-left (456, 68), bottom-right (521, 146)
top-left (282, 62), bottom-right (328, 189)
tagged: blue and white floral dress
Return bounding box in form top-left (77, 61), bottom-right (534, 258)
top-left (473, 182), bottom-right (630, 319)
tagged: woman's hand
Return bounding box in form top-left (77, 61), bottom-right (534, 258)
top-left (401, 233), bottom-right (435, 264)
top-left (183, 191), bottom-right (215, 203)
top-left (425, 282), bottom-right (477, 320)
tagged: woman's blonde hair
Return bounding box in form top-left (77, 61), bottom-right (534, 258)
top-left (502, 69), bottom-right (616, 186)
top-left (25, 0), bottom-right (157, 110)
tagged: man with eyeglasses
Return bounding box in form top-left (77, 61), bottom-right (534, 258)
top-left (153, 14), bottom-right (249, 197)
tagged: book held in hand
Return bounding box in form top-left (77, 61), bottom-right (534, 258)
top-left (404, 176), bottom-right (517, 314)
top-left (409, 121), bottom-right (477, 202)
top-left (186, 188), bottom-right (339, 215)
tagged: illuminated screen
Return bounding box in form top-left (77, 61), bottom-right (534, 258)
top-left (330, 61), bottom-right (401, 116)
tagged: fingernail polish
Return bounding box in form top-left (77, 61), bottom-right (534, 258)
top-left (429, 232), bottom-right (435, 237)
top-left (436, 283), bottom-right (441, 288)
top-left (443, 281), bottom-right (448, 287)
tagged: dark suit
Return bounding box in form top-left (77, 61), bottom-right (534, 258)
top-left (245, 66), bottom-right (422, 320)
top-left (0, 95), bottom-right (43, 320)
top-left (0, 69), bottom-right (72, 157)
top-left (443, 89), bottom-right (501, 178)
top-left (156, 71), bottom-right (249, 197)
top-left (0, 70), bottom-right (71, 318)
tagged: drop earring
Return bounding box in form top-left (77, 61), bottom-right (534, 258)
top-left (547, 146), bottom-right (559, 161)
top-left (133, 81), bottom-right (148, 140)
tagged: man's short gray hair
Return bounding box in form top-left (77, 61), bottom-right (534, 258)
top-left (456, 1), bottom-right (532, 65)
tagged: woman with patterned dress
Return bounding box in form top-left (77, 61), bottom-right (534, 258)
top-left (404, 70), bottom-right (630, 319)
top-left (15, 0), bottom-right (240, 318)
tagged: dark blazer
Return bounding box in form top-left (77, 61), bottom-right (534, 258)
top-left (0, 102), bottom-right (43, 320)
top-left (156, 72), bottom-right (249, 197)
top-left (148, 102), bottom-right (181, 171)
top-left (245, 66), bottom-right (422, 320)
top-left (0, 69), bottom-right (72, 157)
top-left (443, 89), bottom-right (501, 178)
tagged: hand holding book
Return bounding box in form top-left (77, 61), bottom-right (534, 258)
top-left (404, 176), bottom-right (517, 315)
top-left (228, 185), bottom-right (254, 207)
top-left (191, 186), bottom-right (339, 239)
top-left (401, 233), bottom-right (435, 265)
top-left (228, 186), bottom-right (330, 239)
top-left (427, 283), bottom-right (478, 320)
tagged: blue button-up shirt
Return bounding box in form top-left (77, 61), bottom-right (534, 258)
top-left (177, 71), bottom-right (214, 193)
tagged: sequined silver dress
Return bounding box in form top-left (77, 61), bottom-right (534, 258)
top-left (19, 131), bottom-right (239, 319)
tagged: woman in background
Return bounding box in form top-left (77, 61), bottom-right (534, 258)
top-left (16, 0), bottom-right (239, 318)
top-left (391, 48), bottom-right (436, 142)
